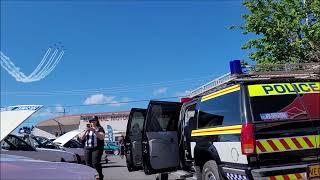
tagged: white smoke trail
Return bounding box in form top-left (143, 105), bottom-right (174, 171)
top-left (39, 51), bottom-right (64, 79)
top-left (31, 49), bottom-right (58, 81)
top-left (0, 45), bottom-right (65, 83)
top-left (26, 48), bottom-right (51, 81)
top-left (0, 52), bottom-right (27, 80)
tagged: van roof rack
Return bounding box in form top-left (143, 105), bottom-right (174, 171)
top-left (188, 63), bottom-right (320, 98)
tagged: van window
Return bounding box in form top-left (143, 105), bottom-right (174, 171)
top-left (146, 104), bottom-right (180, 132)
top-left (248, 82), bottom-right (320, 121)
top-left (130, 111), bottom-right (145, 139)
top-left (197, 90), bottom-right (241, 128)
top-left (250, 92), bottom-right (320, 121)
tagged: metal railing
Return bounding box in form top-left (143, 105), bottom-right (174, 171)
top-left (188, 63), bottom-right (320, 98)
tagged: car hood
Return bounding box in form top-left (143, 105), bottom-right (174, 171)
top-left (0, 154), bottom-right (97, 180)
top-left (0, 105), bottom-right (42, 141)
top-left (53, 129), bottom-right (82, 146)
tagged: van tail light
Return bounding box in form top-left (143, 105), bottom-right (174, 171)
top-left (241, 123), bottom-right (256, 155)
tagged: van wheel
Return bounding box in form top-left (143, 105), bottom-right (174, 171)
top-left (202, 160), bottom-right (221, 180)
top-left (156, 173), bottom-right (168, 180)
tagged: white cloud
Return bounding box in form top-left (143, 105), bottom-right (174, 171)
top-left (153, 87), bottom-right (168, 96)
top-left (175, 90), bottom-right (191, 97)
top-left (33, 104), bottom-right (66, 118)
top-left (55, 104), bottom-right (64, 112)
top-left (83, 94), bottom-right (129, 107)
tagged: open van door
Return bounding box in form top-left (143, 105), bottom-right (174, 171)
top-left (142, 101), bottom-right (182, 175)
top-left (125, 108), bottom-right (146, 172)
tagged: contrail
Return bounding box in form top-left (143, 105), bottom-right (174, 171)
top-left (31, 48), bottom-right (58, 81)
top-left (0, 45), bottom-right (65, 83)
top-left (40, 51), bottom-right (64, 79)
top-left (26, 48), bottom-right (51, 80)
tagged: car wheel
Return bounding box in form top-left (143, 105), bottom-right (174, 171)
top-left (113, 149), bottom-right (120, 155)
top-left (202, 160), bottom-right (221, 180)
top-left (60, 158), bottom-right (66, 162)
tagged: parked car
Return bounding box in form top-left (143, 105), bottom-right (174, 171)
top-left (22, 134), bottom-right (60, 149)
top-left (21, 134), bottom-right (84, 164)
top-left (1, 105), bottom-right (79, 163)
top-left (104, 141), bottom-right (120, 155)
top-left (0, 153), bottom-right (98, 180)
top-left (53, 129), bottom-right (85, 163)
top-left (1, 134), bottom-right (78, 163)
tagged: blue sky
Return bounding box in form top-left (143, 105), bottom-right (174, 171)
top-left (1, 0), bottom-right (254, 128)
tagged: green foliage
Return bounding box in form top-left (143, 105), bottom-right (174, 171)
top-left (240, 0), bottom-right (320, 64)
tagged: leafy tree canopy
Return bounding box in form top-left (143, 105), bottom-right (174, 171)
top-left (239, 0), bottom-right (320, 64)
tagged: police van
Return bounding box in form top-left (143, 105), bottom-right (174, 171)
top-left (125, 62), bottom-right (320, 180)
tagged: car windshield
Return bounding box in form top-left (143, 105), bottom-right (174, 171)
top-left (35, 136), bottom-right (55, 146)
top-left (248, 82), bottom-right (320, 121)
top-left (1, 135), bottom-right (34, 151)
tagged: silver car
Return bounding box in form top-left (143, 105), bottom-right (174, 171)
top-left (1, 134), bottom-right (78, 163)
top-left (53, 129), bottom-right (86, 163)
top-left (23, 134), bottom-right (85, 163)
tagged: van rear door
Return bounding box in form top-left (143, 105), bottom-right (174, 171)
top-left (247, 82), bottom-right (320, 168)
top-left (142, 101), bottom-right (182, 175)
top-left (125, 108), bottom-right (146, 172)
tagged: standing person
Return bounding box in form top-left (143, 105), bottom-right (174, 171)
top-left (119, 135), bottom-right (125, 159)
top-left (79, 116), bottom-right (105, 180)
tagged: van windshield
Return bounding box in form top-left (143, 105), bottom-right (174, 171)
top-left (248, 82), bottom-right (320, 122)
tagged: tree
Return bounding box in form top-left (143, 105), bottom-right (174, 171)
top-left (239, 0), bottom-right (320, 64)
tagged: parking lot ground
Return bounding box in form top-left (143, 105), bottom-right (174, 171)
top-left (101, 155), bottom-right (157, 180)
top-left (101, 155), bottom-right (196, 180)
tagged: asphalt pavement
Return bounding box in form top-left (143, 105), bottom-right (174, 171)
top-left (101, 155), bottom-right (157, 180)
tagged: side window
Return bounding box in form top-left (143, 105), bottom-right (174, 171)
top-left (64, 141), bottom-right (72, 148)
top-left (1, 140), bottom-right (13, 150)
top-left (32, 139), bottom-right (40, 147)
top-left (146, 104), bottom-right (181, 132)
top-left (130, 111), bottom-right (145, 139)
top-left (5, 136), bottom-right (33, 151)
top-left (68, 141), bottom-right (78, 148)
top-left (183, 105), bottom-right (196, 128)
top-left (198, 90), bottom-right (241, 129)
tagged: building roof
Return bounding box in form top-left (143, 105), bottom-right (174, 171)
top-left (35, 110), bottom-right (130, 127)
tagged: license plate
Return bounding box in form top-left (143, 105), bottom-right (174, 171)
top-left (307, 164), bottom-right (320, 179)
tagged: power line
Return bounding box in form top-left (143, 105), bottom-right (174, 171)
top-left (44, 95), bottom-right (184, 108)
top-left (1, 74), bottom-right (213, 96)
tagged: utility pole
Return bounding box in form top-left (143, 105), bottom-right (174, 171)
top-left (57, 107), bottom-right (68, 116)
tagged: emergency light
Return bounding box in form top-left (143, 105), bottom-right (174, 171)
top-left (180, 97), bottom-right (192, 103)
top-left (229, 60), bottom-right (243, 75)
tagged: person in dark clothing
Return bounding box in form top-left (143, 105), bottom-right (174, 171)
top-left (119, 135), bottom-right (125, 159)
top-left (79, 116), bottom-right (105, 180)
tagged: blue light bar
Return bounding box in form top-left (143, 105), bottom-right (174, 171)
top-left (229, 60), bottom-right (243, 74)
